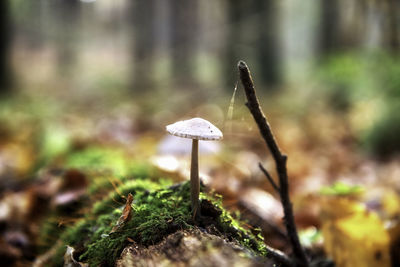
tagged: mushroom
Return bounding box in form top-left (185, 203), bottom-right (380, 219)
top-left (166, 118), bottom-right (223, 218)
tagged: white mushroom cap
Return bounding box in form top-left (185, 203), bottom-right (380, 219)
top-left (166, 118), bottom-right (223, 141)
top-left (158, 135), bottom-right (221, 155)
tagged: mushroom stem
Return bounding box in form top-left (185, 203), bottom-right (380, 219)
top-left (190, 139), bottom-right (200, 218)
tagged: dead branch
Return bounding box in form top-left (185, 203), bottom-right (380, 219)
top-left (259, 162), bottom-right (280, 193)
top-left (238, 60), bottom-right (309, 267)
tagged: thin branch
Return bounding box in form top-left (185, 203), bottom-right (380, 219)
top-left (238, 61), bottom-right (309, 267)
top-left (258, 162), bottom-right (280, 193)
top-left (264, 244), bottom-right (294, 267)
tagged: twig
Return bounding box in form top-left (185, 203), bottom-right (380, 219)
top-left (264, 244), bottom-right (294, 267)
top-left (258, 162), bottom-right (280, 193)
top-left (238, 61), bottom-right (309, 267)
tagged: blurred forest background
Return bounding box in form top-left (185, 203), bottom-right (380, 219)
top-left (1, 0), bottom-right (400, 154)
top-left (0, 0), bottom-right (400, 266)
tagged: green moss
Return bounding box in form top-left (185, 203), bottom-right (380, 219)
top-left (200, 193), bottom-right (268, 257)
top-left (81, 185), bottom-right (268, 266)
top-left (64, 147), bottom-right (161, 196)
top-left (40, 124), bottom-right (72, 162)
top-left (61, 146), bottom-right (164, 200)
top-left (51, 219), bottom-right (93, 267)
top-left (38, 216), bottom-right (66, 252)
top-left (362, 101), bottom-right (400, 157)
top-left (320, 181), bottom-right (364, 196)
top-left (91, 179), bottom-right (172, 216)
top-left (64, 147), bottom-right (129, 176)
top-left (43, 178), bottom-right (266, 266)
top-left (78, 181), bottom-right (192, 266)
top-left (86, 173), bottom-right (124, 196)
top-left (65, 147), bottom-right (160, 178)
top-left (126, 160), bottom-right (159, 179)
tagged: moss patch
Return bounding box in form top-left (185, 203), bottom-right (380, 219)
top-left (39, 147), bottom-right (266, 266)
top-left (80, 185), bottom-right (192, 266)
top-left (43, 180), bottom-right (266, 266)
top-left (64, 147), bottom-right (158, 179)
top-left (199, 193), bottom-right (267, 257)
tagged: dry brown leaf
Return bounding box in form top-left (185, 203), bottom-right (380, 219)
top-left (110, 193), bottom-right (134, 234)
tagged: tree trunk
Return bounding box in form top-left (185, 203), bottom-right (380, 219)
top-left (386, 0), bottom-right (400, 51)
top-left (319, 0), bottom-right (340, 54)
top-left (54, 0), bottom-right (81, 77)
top-left (225, 1), bottom-right (280, 90)
top-left (256, 0), bottom-right (281, 87)
top-left (170, 0), bottom-right (198, 88)
top-left (0, 0), bottom-right (12, 94)
top-left (130, 0), bottom-right (156, 92)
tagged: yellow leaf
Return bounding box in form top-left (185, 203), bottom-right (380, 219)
top-left (321, 197), bottom-right (391, 267)
top-left (382, 190), bottom-right (400, 219)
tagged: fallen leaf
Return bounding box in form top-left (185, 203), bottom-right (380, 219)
top-left (321, 197), bottom-right (391, 267)
top-left (110, 193), bottom-right (134, 233)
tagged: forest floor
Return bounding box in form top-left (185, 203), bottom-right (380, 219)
top-left (0, 89), bottom-right (399, 266)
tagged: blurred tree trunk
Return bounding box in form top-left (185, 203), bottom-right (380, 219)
top-left (131, 1), bottom-right (156, 92)
top-left (386, 0), bottom-right (400, 51)
top-left (54, 0), bottom-right (81, 77)
top-left (225, 1), bottom-right (280, 90)
top-left (0, 0), bottom-right (12, 94)
top-left (319, 0), bottom-right (340, 54)
top-left (224, 0), bottom-right (242, 89)
top-left (170, 0), bottom-right (198, 87)
top-left (256, 0), bottom-right (280, 87)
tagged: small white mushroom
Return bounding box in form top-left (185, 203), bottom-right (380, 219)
top-left (158, 135), bottom-right (221, 155)
top-left (166, 118), bottom-right (223, 218)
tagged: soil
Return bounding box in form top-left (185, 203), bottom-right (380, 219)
top-left (116, 228), bottom-right (272, 267)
